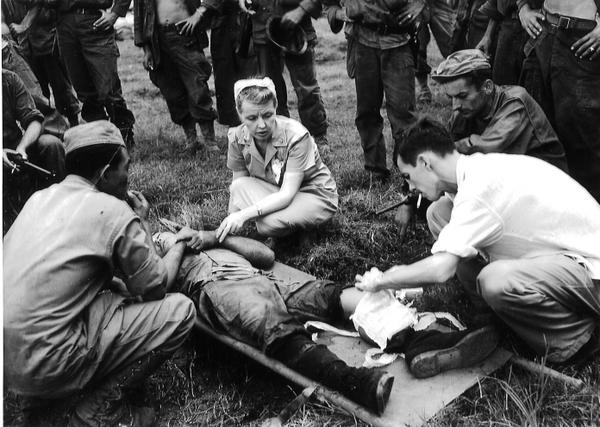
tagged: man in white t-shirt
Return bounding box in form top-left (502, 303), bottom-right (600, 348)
top-left (355, 116), bottom-right (600, 364)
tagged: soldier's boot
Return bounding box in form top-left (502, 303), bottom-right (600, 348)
top-left (313, 133), bottom-right (332, 164)
top-left (183, 121), bottom-right (202, 156)
top-left (198, 120), bottom-right (221, 154)
top-left (273, 334), bottom-right (394, 415)
top-left (68, 350), bottom-right (170, 427)
top-left (416, 74), bottom-right (432, 103)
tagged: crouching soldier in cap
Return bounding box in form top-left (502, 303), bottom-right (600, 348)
top-left (3, 120), bottom-right (196, 426)
top-left (393, 49), bottom-right (568, 238)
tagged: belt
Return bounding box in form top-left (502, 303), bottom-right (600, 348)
top-left (359, 21), bottom-right (414, 36)
top-left (542, 9), bottom-right (597, 32)
top-left (68, 7), bottom-right (103, 15)
top-left (158, 23), bottom-right (180, 31)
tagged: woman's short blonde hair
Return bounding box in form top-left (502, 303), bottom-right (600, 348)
top-left (234, 77), bottom-right (278, 113)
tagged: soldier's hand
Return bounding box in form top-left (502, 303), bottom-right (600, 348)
top-left (127, 190), bottom-right (151, 220)
top-left (3, 149), bottom-right (20, 171)
top-left (518, 4), bottom-right (544, 39)
top-left (143, 49), bottom-right (154, 71)
top-left (281, 7), bottom-right (306, 29)
top-left (186, 230), bottom-right (219, 251)
top-left (571, 23), bottom-right (600, 60)
top-left (355, 267), bottom-right (384, 292)
top-left (476, 35), bottom-right (493, 57)
top-left (93, 10), bottom-right (118, 31)
top-left (239, 0), bottom-right (256, 15)
top-left (394, 203), bottom-right (414, 243)
top-left (397, 0), bottom-right (425, 27)
top-left (176, 8), bottom-right (204, 36)
top-left (9, 23), bottom-right (27, 38)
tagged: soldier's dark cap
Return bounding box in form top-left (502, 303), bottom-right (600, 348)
top-left (431, 49), bottom-right (491, 81)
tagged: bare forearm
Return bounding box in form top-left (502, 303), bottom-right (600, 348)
top-left (377, 253), bottom-right (460, 290)
top-left (220, 235), bottom-right (275, 269)
top-left (162, 242), bottom-right (186, 292)
top-left (17, 121), bottom-right (42, 154)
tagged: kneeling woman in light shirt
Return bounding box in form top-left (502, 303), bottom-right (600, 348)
top-left (216, 77), bottom-right (338, 242)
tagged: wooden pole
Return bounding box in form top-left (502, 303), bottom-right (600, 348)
top-left (194, 318), bottom-right (392, 427)
top-left (510, 354), bottom-right (585, 390)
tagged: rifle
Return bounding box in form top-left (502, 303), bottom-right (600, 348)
top-left (4, 151), bottom-right (55, 179)
top-left (374, 193), bottom-right (421, 215)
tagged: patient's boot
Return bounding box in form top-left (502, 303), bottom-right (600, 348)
top-left (273, 334), bottom-right (394, 415)
top-left (404, 325), bottom-right (499, 379)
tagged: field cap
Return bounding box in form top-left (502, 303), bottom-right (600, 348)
top-left (431, 49), bottom-right (491, 81)
top-left (234, 77), bottom-right (277, 102)
top-left (64, 120), bottom-right (126, 156)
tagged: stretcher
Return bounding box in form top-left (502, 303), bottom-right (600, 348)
top-left (193, 261), bottom-right (514, 427)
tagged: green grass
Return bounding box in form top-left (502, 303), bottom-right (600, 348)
top-left (3, 18), bottom-right (599, 426)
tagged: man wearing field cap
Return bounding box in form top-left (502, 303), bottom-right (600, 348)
top-left (4, 120), bottom-right (196, 426)
top-left (394, 49), bottom-right (567, 240)
top-left (431, 49), bottom-right (567, 171)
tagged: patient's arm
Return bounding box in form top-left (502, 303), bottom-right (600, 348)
top-left (181, 229), bottom-right (275, 269)
top-left (220, 235), bottom-right (275, 270)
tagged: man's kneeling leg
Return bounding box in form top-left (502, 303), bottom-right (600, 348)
top-left (70, 294), bottom-right (196, 427)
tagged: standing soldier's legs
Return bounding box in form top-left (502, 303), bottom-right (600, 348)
top-left (211, 15), bottom-right (257, 127)
top-left (256, 43), bottom-right (290, 117)
top-left (381, 45), bottom-right (416, 150)
top-left (354, 42), bottom-right (387, 177)
top-left (57, 12), bottom-right (107, 122)
top-left (548, 29), bottom-right (600, 202)
top-left (284, 45), bottom-right (328, 139)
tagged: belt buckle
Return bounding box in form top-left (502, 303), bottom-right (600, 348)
top-left (558, 15), bottom-right (571, 29)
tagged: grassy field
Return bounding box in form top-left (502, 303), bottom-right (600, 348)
top-left (4, 18), bottom-right (600, 426)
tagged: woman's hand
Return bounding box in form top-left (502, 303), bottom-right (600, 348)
top-left (216, 211), bottom-right (248, 242)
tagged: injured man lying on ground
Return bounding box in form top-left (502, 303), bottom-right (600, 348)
top-left (155, 228), bottom-right (499, 415)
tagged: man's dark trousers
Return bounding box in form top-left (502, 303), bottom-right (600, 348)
top-left (256, 42), bottom-right (328, 137)
top-left (210, 13), bottom-right (257, 127)
top-left (354, 42), bottom-right (415, 175)
top-left (521, 23), bottom-right (600, 202)
top-left (56, 11), bottom-right (135, 135)
top-left (149, 26), bottom-right (216, 126)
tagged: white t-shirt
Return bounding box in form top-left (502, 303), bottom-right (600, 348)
top-left (431, 153), bottom-right (600, 279)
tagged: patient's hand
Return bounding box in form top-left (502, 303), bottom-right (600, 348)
top-left (186, 230), bottom-right (219, 251)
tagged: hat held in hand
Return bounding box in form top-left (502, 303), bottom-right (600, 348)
top-left (266, 16), bottom-right (308, 56)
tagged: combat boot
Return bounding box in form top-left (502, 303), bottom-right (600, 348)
top-left (198, 120), bottom-right (221, 154)
top-left (313, 133), bottom-right (332, 164)
top-left (183, 121), bottom-right (201, 155)
top-left (273, 334), bottom-right (394, 415)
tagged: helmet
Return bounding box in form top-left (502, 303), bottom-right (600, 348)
top-left (266, 16), bottom-right (308, 56)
